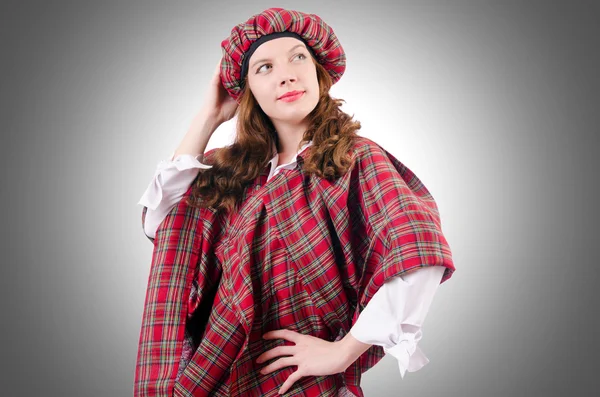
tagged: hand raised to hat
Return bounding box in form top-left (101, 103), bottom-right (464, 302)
top-left (201, 59), bottom-right (239, 126)
top-left (257, 328), bottom-right (370, 395)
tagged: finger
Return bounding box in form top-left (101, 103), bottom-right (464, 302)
top-left (260, 356), bottom-right (296, 375)
top-left (263, 329), bottom-right (301, 343)
top-left (213, 59), bottom-right (222, 83)
top-left (278, 369), bottom-right (303, 395)
top-left (256, 345), bottom-right (295, 364)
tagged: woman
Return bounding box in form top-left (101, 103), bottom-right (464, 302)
top-left (134, 8), bottom-right (455, 397)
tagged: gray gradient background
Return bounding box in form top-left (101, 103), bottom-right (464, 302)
top-left (1, 1), bottom-right (598, 396)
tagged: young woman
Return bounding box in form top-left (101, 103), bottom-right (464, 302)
top-left (134, 8), bottom-right (456, 397)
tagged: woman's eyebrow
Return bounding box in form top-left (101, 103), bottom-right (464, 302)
top-left (250, 44), bottom-right (306, 68)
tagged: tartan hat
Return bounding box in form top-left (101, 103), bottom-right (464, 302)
top-left (220, 7), bottom-right (346, 103)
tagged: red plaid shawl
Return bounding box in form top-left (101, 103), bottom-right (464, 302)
top-left (134, 136), bottom-right (455, 396)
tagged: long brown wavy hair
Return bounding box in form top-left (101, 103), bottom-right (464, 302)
top-left (186, 56), bottom-right (362, 214)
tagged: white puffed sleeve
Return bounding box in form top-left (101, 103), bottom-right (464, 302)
top-left (349, 265), bottom-right (445, 378)
top-left (137, 151), bottom-right (213, 239)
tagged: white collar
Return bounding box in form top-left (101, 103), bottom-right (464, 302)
top-left (267, 139), bottom-right (313, 168)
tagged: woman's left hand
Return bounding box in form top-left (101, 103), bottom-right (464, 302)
top-left (256, 329), bottom-right (351, 395)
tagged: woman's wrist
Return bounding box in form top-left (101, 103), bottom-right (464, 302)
top-left (337, 331), bottom-right (373, 371)
top-left (172, 110), bottom-right (218, 159)
top-left (198, 104), bottom-right (222, 127)
top-left (194, 107), bottom-right (220, 135)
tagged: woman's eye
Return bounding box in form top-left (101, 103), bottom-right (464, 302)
top-left (256, 53), bottom-right (306, 74)
top-left (257, 64), bottom-right (271, 73)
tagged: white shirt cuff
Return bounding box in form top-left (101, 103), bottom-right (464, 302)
top-left (349, 266), bottom-right (444, 378)
top-left (382, 329), bottom-right (429, 378)
top-left (137, 152), bottom-right (213, 210)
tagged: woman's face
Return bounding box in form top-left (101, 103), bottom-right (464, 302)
top-left (246, 37), bottom-right (319, 126)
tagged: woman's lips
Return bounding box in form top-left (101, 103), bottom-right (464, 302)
top-left (279, 91), bottom-right (305, 102)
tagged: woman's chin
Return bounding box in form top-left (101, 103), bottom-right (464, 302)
top-left (271, 109), bottom-right (310, 123)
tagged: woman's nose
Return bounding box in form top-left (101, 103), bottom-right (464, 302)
top-left (278, 67), bottom-right (297, 85)
top-left (280, 76), bottom-right (296, 85)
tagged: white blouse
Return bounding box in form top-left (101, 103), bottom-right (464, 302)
top-left (137, 141), bottom-right (445, 378)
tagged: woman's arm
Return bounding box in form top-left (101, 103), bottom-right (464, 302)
top-left (138, 153), bottom-right (213, 240)
top-left (138, 107), bottom-right (219, 240)
top-left (172, 107), bottom-right (219, 159)
top-left (340, 266), bottom-right (445, 377)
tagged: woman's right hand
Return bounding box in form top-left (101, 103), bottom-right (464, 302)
top-left (202, 59), bottom-right (239, 126)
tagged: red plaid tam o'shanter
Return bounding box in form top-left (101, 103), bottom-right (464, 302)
top-left (219, 7), bottom-right (346, 103)
top-left (134, 136), bottom-right (456, 396)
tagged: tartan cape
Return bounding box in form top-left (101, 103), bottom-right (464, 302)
top-left (134, 136), bottom-right (455, 396)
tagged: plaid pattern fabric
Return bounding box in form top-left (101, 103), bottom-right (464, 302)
top-left (220, 7), bottom-right (346, 103)
top-left (134, 136), bottom-right (456, 396)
